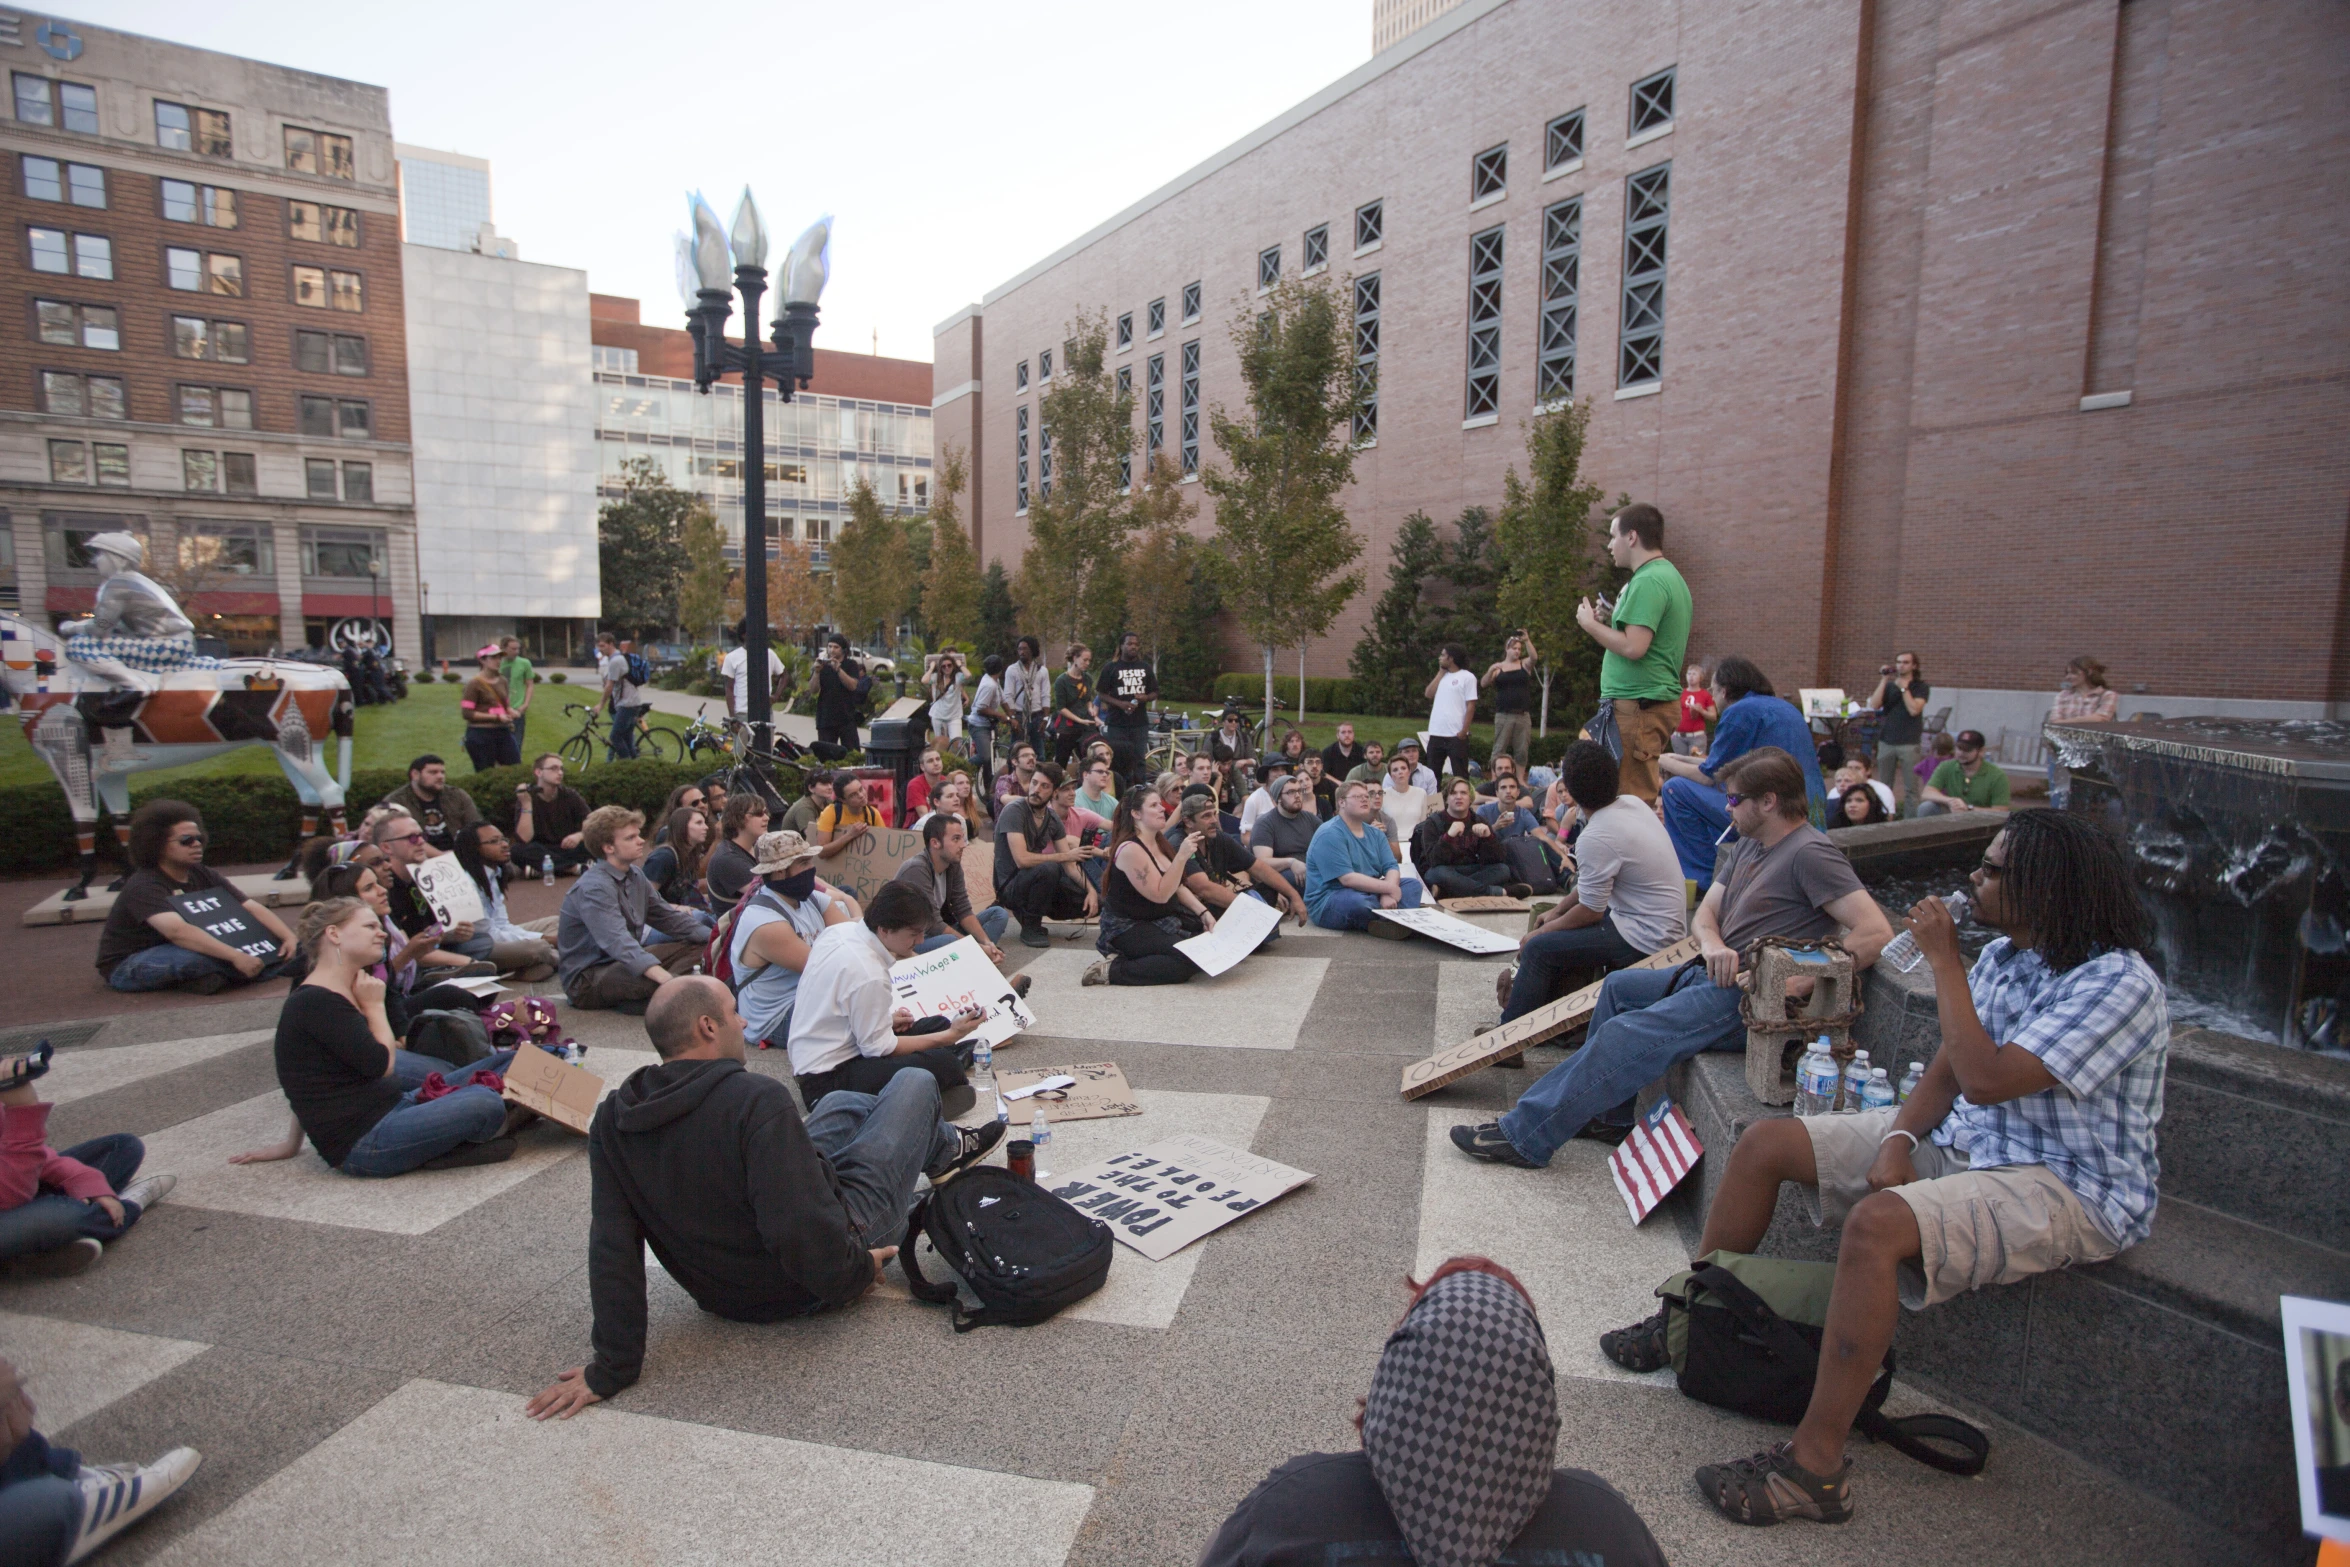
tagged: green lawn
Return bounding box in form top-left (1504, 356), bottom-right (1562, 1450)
top-left (1171, 708), bottom-right (1579, 763)
top-left (0, 678), bottom-right (696, 790)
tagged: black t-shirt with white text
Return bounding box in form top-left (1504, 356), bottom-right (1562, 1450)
top-left (95, 864), bottom-right (241, 975)
top-left (1099, 658), bottom-right (1157, 729)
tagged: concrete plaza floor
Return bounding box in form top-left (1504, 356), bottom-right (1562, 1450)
top-left (0, 870), bottom-right (2260, 1567)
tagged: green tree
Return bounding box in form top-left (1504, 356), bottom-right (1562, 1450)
top-left (1434, 505), bottom-right (1504, 655)
top-left (677, 501), bottom-right (727, 645)
top-left (1201, 275), bottom-right (1367, 730)
top-left (596, 456), bottom-right (694, 638)
top-left (828, 475), bottom-right (914, 647)
top-left (1122, 454), bottom-right (1201, 676)
top-left (978, 559), bottom-right (1018, 660)
top-left (1496, 398), bottom-right (1609, 734)
top-left (1017, 312), bottom-right (1138, 644)
top-left (1348, 511), bottom-right (1448, 716)
top-left (919, 447), bottom-right (983, 645)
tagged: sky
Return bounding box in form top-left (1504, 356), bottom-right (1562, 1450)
top-left (69, 0), bottom-right (1374, 363)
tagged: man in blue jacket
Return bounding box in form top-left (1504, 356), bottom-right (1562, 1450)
top-left (1655, 655), bottom-right (1827, 887)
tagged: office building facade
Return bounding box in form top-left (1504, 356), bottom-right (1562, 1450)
top-left (0, 12), bottom-right (420, 658)
top-left (937, 0), bottom-right (2350, 723)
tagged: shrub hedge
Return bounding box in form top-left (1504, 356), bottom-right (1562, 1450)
top-left (1211, 672), bottom-right (1362, 713)
top-left (0, 757), bottom-right (735, 875)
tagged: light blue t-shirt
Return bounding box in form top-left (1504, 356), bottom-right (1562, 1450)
top-left (731, 887), bottom-right (832, 1045)
top-left (1304, 816), bottom-right (1399, 921)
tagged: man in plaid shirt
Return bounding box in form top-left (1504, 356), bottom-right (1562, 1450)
top-left (1600, 810), bottom-right (2167, 1526)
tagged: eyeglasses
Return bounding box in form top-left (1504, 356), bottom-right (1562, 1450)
top-left (171, 833), bottom-right (205, 847)
top-left (1975, 856), bottom-right (2005, 878)
top-left (1723, 793), bottom-right (1746, 807)
top-left (386, 830), bottom-right (426, 845)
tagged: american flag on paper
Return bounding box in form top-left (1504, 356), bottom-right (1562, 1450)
top-left (1609, 1097), bottom-right (1704, 1224)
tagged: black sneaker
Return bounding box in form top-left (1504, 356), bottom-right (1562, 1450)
top-left (1017, 924), bottom-right (1052, 949)
top-left (1695, 1441), bottom-right (1854, 1526)
top-left (1011, 973), bottom-right (1033, 1000)
top-left (1576, 1118), bottom-right (1633, 1146)
top-left (418, 1136), bottom-right (516, 1170)
top-left (1600, 1306), bottom-right (1673, 1372)
top-left (928, 1118), bottom-right (1005, 1182)
top-left (1449, 1122), bottom-right (1540, 1168)
top-left (186, 972), bottom-right (231, 997)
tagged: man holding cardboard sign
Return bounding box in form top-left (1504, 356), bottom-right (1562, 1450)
top-left (524, 976), bottom-right (1002, 1420)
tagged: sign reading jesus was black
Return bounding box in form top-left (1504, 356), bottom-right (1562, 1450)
top-left (168, 887), bottom-right (278, 959)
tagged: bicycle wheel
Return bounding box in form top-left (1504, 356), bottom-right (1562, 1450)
top-left (688, 734), bottom-right (726, 764)
top-left (635, 726), bottom-right (683, 764)
top-left (559, 732), bottom-right (596, 770)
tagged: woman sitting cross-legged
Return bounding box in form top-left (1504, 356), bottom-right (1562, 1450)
top-left (1411, 776), bottom-right (1518, 900)
top-left (232, 897), bottom-right (525, 1177)
top-left (1084, 786), bottom-right (1216, 987)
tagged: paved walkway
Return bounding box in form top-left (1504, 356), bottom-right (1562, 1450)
top-left (0, 880), bottom-right (2267, 1566)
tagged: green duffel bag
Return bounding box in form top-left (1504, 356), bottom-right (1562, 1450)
top-left (1657, 1249), bottom-right (1990, 1475)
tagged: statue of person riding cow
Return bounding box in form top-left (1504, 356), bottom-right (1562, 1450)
top-left (3, 532), bottom-right (354, 900)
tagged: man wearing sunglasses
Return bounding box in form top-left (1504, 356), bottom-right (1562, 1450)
top-left (1452, 746), bottom-right (1892, 1169)
top-left (98, 800), bottom-right (296, 994)
top-left (372, 811), bottom-right (494, 965)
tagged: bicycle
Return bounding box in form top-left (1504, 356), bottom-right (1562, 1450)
top-left (676, 704), bottom-right (731, 766)
top-left (558, 701), bottom-right (681, 769)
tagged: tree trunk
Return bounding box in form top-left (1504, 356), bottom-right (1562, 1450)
top-left (1539, 668), bottom-right (1552, 738)
top-left (1297, 645), bottom-right (1307, 723)
top-left (1262, 644), bottom-right (1276, 737)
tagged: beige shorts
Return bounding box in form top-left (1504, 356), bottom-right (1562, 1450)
top-left (1799, 1108), bottom-right (2121, 1309)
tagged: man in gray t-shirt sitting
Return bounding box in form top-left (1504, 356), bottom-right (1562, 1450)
top-left (1247, 773), bottom-right (1322, 892)
top-left (1453, 747), bottom-right (1892, 1169)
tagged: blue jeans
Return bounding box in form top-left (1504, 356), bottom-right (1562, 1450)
top-left (1496, 961), bottom-right (1743, 1165)
top-left (915, 905), bottom-right (1011, 954)
top-left (1311, 876), bottom-right (1424, 932)
top-left (339, 1049), bottom-right (518, 1178)
top-left (107, 943), bottom-right (289, 994)
top-left (607, 703), bottom-right (646, 761)
top-left (0, 1432), bottom-right (81, 1567)
top-left (802, 1072), bottom-right (960, 1251)
top-left (1661, 775), bottom-right (1732, 887)
top-left (0, 1135), bottom-right (145, 1260)
top-left (1501, 916), bottom-right (1647, 1023)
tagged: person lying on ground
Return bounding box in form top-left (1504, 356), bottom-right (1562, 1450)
top-left (1410, 777), bottom-right (1516, 900)
top-left (456, 822), bottom-right (557, 982)
top-left (1200, 1258), bottom-right (1666, 1567)
top-left (556, 806), bottom-right (713, 1016)
top-left (786, 883), bottom-right (991, 1103)
top-left (0, 1048), bottom-right (172, 1281)
top-left (1614, 812), bottom-right (2166, 1526)
top-left (1304, 781), bottom-right (1426, 934)
top-left (1170, 790), bottom-right (1308, 931)
top-left (235, 897), bottom-right (525, 1177)
top-left (96, 799), bottom-right (295, 996)
top-left (0, 1354), bottom-right (202, 1566)
top-left (524, 977), bottom-right (1004, 1420)
top-left (1452, 746), bottom-right (1891, 1167)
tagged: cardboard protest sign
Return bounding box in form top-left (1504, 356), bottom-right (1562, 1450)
top-left (890, 935), bottom-right (1033, 1051)
top-left (1048, 1132), bottom-right (1313, 1261)
top-left (167, 887), bottom-right (279, 960)
top-left (1609, 1096), bottom-right (1703, 1224)
top-left (1399, 935), bottom-right (1703, 1099)
top-left (411, 852), bottom-right (485, 928)
top-left (824, 823), bottom-right (925, 909)
top-left (1372, 905), bottom-right (1521, 955)
top-left (501, 1046), bottom-right (605, 1135)
top-left (959, 1062), bottom-right (1138, 1126)
top-left (1438, 895), bottom-right (1531, 914)
top-left (1174, 893), bottom-right (1281, 977)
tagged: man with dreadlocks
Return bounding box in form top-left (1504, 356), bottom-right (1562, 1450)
top-left (1612, 809), bottom-right (2167, 1526)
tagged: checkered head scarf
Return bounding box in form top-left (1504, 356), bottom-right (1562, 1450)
top-left (1360, 1270), bottom-right (1559, 1567)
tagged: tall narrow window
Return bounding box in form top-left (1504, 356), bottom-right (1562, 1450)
top-left (1116, 312), bottom-right (1132, 350)
top-left (1146, 297), bottom-right (1165, 338)
top-left (1619, 163), bottom-right (1669, 387)
top-left (1464, 226), bottom-right (1504, 420)
top-left (1014, 359), bottom-right (1028, 392)
top-left (1538, 197), bottom-right (1581, 403)
top-left (1354, 199), bottom-right (1383, 253)
top-left (1472, 144), bottom-right (1508, 203)
top-left (1629, 67), bottom-right (1675, 138)
top-left (1015, 405), bottom-right (1030, 512)
top-left (1181, 282), bottom-right (1201, 325)
top-left (1145, 353), bottom-right (1165, 460)
top-left (1302, 224), bottom-right (1329, 274)
top-left (1038, 422), bottom-right (1053, 500)
top-left (1545, 109), bottom-right (1586, 172)
top-left (1257, 245), bottom-right (1281, 291)
top-left (1037, 347), bottom-right (1052, 383)
top-left (1179, 340), bottom-right (1200, 476)
top-left (1353, 273), bottom-right (1381, 443)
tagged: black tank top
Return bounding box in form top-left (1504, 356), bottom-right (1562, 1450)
top-left (1492, 665), bottom-right (1532, 714)
top-left (1105, 840), bottom-right (1181, 922)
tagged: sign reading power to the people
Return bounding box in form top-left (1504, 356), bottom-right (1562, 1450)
top-left (1048, 1133), bottom-right (1313, 1261)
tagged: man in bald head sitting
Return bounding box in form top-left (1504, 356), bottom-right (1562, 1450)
top-left (524, 976), bottom-right (1002, 1418)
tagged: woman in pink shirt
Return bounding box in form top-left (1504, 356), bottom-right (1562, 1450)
top-left (0, 1048), bottom-right (173, 1279)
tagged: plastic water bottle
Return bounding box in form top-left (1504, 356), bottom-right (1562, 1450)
top-left (1029, 1106), bottom-right (1053, 1176)
top-left (542, 857), bottom-right (555, 888)
top-left (1898, 1062), bottom-right (1924, 1104)
top-left (1861, 1067), bottom-right (1896, 1112)
top-left (1836, 1050), bottom-right (1871, 1114)
top-left (1796, 1036), bottom-right (1839, 1117)
top-left (1881, 892), bottom-right (1971, 973)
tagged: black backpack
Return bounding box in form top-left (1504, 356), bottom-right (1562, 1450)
top-left (1663, 1257), bottom-right (1989, 1475)
top-left (406, 1008), bottom-right (491, 1068)
top-left (898, 1166), bottom-right (1113, 1332)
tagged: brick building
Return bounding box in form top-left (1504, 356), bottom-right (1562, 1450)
top-left (936, 0), bottom-right (2350, 735)
top-left (0, 13), bottom-right (419, 658)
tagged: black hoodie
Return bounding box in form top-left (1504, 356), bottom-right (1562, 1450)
top-left (584, 1056), bottom-right (870, 1398)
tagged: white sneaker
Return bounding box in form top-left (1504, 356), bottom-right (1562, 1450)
top-left (118, 1174), bottom-right (175, 1213)
top-left (1081, 958), bottom-right (1111, 987)
top-left (65, 1447), bottom-right (200, 1564)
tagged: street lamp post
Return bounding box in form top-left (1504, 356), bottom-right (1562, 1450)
top-left (678, 190), bottom-right (829, 763)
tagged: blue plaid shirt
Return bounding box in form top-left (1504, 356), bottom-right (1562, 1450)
top-left (1931, 937), bottom-right (2169, 1247)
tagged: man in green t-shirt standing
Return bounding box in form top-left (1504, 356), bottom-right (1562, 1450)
top-left (500, 635), bottom-right (536, 751)
top-left (1575, 503), bottom-right (1692, 804)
